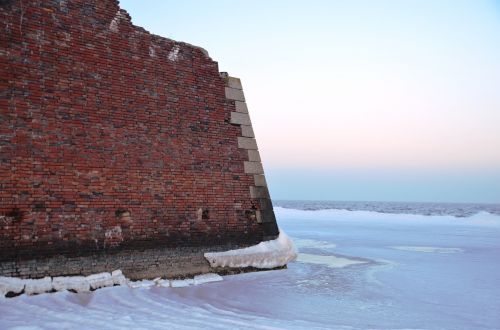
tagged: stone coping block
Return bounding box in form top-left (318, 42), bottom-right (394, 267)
top-left (230, 112), bottom-right (251, 126)
top-left (238, 137), bottom-right (258, 150)
top-left (248, 150), bottom-right (261, 162)
top-left (253, 174), bottom-right (267, 187)
top-left (260, 209), bottom-right (277, 224)
top-left (226, 77), bottom-right (243, 90)
top-left (241, 125), bottom-right (255, 138)
top-left (244, 161), bottom-right (264, 174)
top-left (225, 87), bottom-right (245, 101)
top-left (235, 101), bottom-right (248, 113)
top-left (255, 210), bottom-right (262, 223)
top-left (249, 186), bottom-right (270, 199)
top-left (258, 198), bottom-right (273, 210)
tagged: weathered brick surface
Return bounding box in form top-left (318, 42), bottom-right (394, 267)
top-left (0, 0), bottom-right (278, 277)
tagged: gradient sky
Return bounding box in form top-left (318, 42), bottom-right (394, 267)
top-left (120, 0), bottom-right (500, 203)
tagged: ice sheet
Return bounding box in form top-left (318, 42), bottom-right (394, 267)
top-left (390, 246), bottom-right (464, 253)
top-left (296, 253), bottom-right (367, 268)
top-left (169, 278), bottom-right (195, 288)
top-left (193, 273), bottom-right (223, 285)
top-left (1, 208), bottom-right (499, 329)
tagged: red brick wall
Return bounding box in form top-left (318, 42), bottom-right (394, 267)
top-left (0, 0), bottom-right (269, 262)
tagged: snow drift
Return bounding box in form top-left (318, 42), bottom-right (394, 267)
top-left (0, 271), bottom-right (127, 297)
top-left (204, 230), bottom-right (297, 269)
top-left (1, 270), bottom-right (224, 298)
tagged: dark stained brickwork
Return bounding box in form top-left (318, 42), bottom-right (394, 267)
top-left (0, 0), bottom-right (278, 278)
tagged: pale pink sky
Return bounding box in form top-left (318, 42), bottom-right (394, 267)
top-left (122, 0), bottom-right (500, 202)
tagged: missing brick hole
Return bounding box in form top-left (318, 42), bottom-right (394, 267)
top-left (245, 210), bottom-right (256, 221)
top-left (0, 207), bottom-right (23, 225)
top-left (33, 202), bottom-right (46, 211)
top-left (8, 208), bottom-right (23, 221)
top-left (115, 209), bottom-right (132, 223)
top-left (202, 209), bottom-right (209, 220)
top-left (115, 209), bottom-right (128, 217)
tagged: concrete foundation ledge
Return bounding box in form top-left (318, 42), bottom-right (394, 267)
top-left (0, 233), bottom-right (294, 298)
top-left (0, 243), bottom-right (266, 281)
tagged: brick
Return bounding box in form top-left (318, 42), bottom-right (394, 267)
top-left (0, 0), bottom-right (280, 279)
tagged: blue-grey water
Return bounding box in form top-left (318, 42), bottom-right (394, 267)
top-left (1, 201), bottom-right (499, 329)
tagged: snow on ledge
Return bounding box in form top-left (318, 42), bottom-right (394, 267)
top-left (0, 270), bottom-right (127, 297)
top-left (204, 230), bottom-right (297, 269)
top-left (193, 273), bottom-right (223, 285)
top-left (1, 270), bottom-right (224, 298)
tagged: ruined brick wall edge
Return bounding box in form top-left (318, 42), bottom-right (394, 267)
top-left (0, 0), bottom-right (279, 279)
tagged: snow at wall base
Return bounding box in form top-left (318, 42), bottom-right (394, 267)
top-left (0, 232), bottom-right (295, 298)
top-left (204, 231), bottom-right (297, 269)
top-left (0, 270), bottom-right (128, 297)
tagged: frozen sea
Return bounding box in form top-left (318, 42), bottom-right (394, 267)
top-left (1, 201), bottom-right (500, 330)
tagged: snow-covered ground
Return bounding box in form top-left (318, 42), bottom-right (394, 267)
top-left (1, 207), bottom-right (500, 329)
